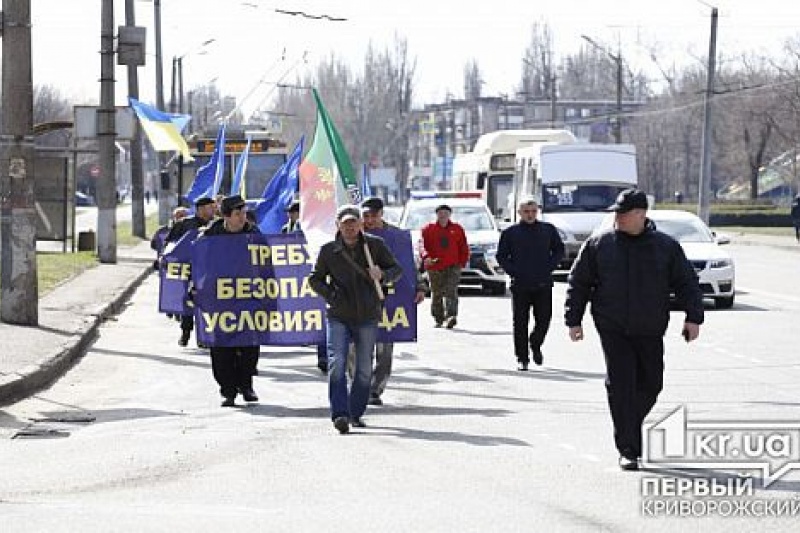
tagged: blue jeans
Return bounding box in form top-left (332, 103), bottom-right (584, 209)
top-left (327, 317), bottom-right (378, 421)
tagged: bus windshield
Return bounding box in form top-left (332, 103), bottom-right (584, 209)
top-left (542, 184), bottom-right (631, 212)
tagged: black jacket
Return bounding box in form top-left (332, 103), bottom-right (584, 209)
top-left (309, 232), bottom-right (403, 324)
top-left (166, 215), bottom-right (212, 243)
top-left (201, 218), bottom-right (260, 237)
top-left (564, 220), bottom-right (704, 336)
top-left (497, 220), bottom-right (565, 288)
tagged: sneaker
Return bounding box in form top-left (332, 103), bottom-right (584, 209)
top-left (240, 388), bottom-right (258, 402)
top-left (350, 417), bottom-right (366, 428)
top-left (368, 395), bottom-right (383, 406)
top-left (445, 316), bottom-right (457, 329)
top-left (317, 360), bottom-right (328, 375)
top-left (221, 397), bottom-right (236, 407)
top-left (333, 416), bottom-right (350, 434)
top-left (532, 348), bottom-right (543, 366)
top-left (434, 321), bottom-right (444, 328)
top-left (618, 455), bottom-right (639, 471)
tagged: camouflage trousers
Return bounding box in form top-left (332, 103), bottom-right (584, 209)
top-left (428, 266), bottom-right (461, 324)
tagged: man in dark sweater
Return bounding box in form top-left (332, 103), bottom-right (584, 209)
top-left (497, 196), bottom-right (565, 370)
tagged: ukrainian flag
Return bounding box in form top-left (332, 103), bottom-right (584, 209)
top-left (129, 97), bottom-right (193, 161)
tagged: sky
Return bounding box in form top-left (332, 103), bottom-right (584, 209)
top-left (19, 0), bottom-right (800, 121)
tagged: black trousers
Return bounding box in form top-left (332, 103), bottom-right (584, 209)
top-left (210, 346), bottom-right (260, 399)
top-left (598, 331), bottom-right (664, 459)
top-left (180, 314), bottom-right (193, 335)
top-left (511, 285), bottom-right (552, 363)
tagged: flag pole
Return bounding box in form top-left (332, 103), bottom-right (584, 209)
top-left (361, 232), bottom-right (385, 301)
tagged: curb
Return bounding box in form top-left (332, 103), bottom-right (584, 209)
top-left (0, 263), bottom-right (154, 407)
top-left (731, 237), bottom-right (800, 252)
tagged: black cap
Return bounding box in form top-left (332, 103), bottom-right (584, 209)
top-left (361, 196), bottom-right (384, 212)
top-left (285, 200), bottom-right (300, 213)
top-left (195, 196), bottom-right (215, 208)
top-left (220, 195), bottom-right (246, 215)
top-left (608, 189), bottom-right (648, 213)
top-left (435, 204), bottom-right (452, 213)
top-left (336, 204), bottom-right (361, 222)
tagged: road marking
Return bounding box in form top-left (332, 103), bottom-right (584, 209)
top-left (580, 453), bottom-right (601, 462)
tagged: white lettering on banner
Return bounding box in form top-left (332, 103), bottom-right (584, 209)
top-left (246, 243), bottom-right (313, 266)
top-left (202, 309), bottom-right (323, 333)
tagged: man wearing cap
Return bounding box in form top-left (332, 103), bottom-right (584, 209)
top-left (565, 188), bottom-right (704, 471)
top-left (309, 204), bottom-right (403, 434)
top-left (497, 196), bottom-right (565, 371)
top-left (196, 195), bottom-right (263, 407)
top-left (281, 200), bottom-right (301, 234)
top-left (360, 197), bottom-right (427, 406)
top-left (165, 196), bottom-right (217, 347)
top-left (420, 204), bottom-right (470, 328)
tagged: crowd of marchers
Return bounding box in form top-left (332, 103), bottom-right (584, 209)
top-left (152, 189), bottom-right (704, 470)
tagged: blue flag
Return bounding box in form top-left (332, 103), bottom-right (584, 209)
top-left (255, 136), bottom-right (304, 234)
top-left (360, 163), bottom-right (373, 198)
top-left (185, 124), bottom-right (226, 204)
top-left (230, 136), bottom-right (252, 198)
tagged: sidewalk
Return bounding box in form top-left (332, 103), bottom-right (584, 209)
top-left (0, 241), bottom-right (156, 406)
top-left (0, 230), bottom-right (796, 407)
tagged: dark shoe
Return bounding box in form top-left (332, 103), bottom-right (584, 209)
top-left (178, 332), bottom-right (190, 347)
top-left (317, 360), bottom-right (328, 375)
top-left (368, 395), bottom-right (383, 406)
top-left (618, 455), bottom-right (639, 471)
top-left (333, 416), bottom-right (350, 434)
top-left (240, 388), bottom-right (258, 402)
top-left (517, 361), bottom-right (529, 371)
top-left (445, 316), bottom-right (457, 329)
top-left (221, 397), bottom-right (236, 407)
top-left (434, 321), bottom-right (444, 328)
top-left (532, 348), bottom-right (543, 366)
top-left (197, 342), bottom-right (208, 349)
top-left (350, 417), bottom-right (366, 428)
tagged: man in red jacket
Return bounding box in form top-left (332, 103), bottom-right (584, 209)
top-left (421, 204), bottom-right (470, 328)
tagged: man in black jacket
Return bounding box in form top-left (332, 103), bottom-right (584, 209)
top-left (164, 197), bottom-right (216, 347)
top-left (564, 189), bottom-right (704, 471)
top-left (497, 196), bottom-right (564, 371)
top-left (308, 205), bottom-right (402, 434)
top-left (197, 195), bottom-right (262, 407)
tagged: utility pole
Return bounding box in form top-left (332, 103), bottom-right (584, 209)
top-left (125, 0), bottom-right (146, 239)
top-left (97, 0), bottom-right (117, 263)
top-left (698, 8), bottom-right (718, 225)
top-left (581, 35), bottom-right (623, 144)
top-left (154, 0), bottom-right (170, 225)
top-left (549, 74), bottom-right (557, 129)
top-left (0, 0), bottom-right (38, 325)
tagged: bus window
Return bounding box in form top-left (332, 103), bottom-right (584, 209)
top-left (477, 172), bottom-right (487, 189)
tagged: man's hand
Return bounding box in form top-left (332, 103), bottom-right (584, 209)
top-left (368, 266), bottom-right (383, 281)
top-left (414, 290), bottom-right (425, 304)
top-left (569, 326), bottom-right (584, 342)
top-left (423, 257), bottom-right (438, 269)
top-left (682, 322), bottom-right (700, 342)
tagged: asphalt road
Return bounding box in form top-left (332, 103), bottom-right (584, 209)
top-left (1, 242), bottom-right (798, 532)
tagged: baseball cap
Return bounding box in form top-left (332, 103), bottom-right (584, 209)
top-left (435, 204), bottom-right (452, 213)
top-left (220, 195), bottom-right (246, 215)
top-left (361, 196), bottom-right (384, 212)
top-left (336, 204), bottom-right (361, 222)
top-left (608, 189), bottom-right (648, 213)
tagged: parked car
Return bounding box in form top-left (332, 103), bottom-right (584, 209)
top-left (592, 209), bottom-right (735, 309)
top-left (399, 191), bottom-right (506, 295)
top-left (75, 191), bottom-right (95, 207)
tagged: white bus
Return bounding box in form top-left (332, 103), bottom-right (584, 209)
top-left (513, 143), bottom-right (639, 267)
top-left (451, 129), bottom-right (576, 220)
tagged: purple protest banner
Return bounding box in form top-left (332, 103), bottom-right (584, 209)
top-left (187, 230), bottom-right (418, 347)
top-left (369, 226), bottom-right (418, 343)
top-left (191, 232), bottom-right (326, 347)
top-left (158, 229), bottom-right (197, 315)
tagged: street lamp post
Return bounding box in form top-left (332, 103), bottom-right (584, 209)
top-left (581, 35), bottom-right (623, 144)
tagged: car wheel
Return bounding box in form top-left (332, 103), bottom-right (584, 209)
top-left (715, 294), bottom-right (735, 309)
top-left (484, 281), bottom-right (506, 296)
